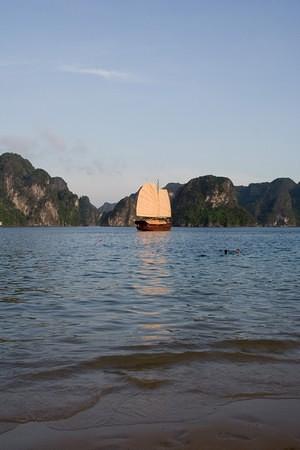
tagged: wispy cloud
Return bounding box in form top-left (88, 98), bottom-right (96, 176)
top-left (39, 130), bottom-right (68, 153)
top-left (0, 60), bottom-right (33, 68)
top-left (0, 135), bottom-right (37, 153)
top-left (0, 131), bottom-right (85, 159)
top-left (0, 131), bottom-right (112, 176)
top-left (0, 61), bottom-right (141, 82)
top-left (59, 65), bottom-right (136, 81)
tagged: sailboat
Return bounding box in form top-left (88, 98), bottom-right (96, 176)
top-left (135, 182), bottom-right (172, 231)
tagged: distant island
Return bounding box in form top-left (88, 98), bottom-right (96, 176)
top-left (1, 152), bottom-right (300, 227)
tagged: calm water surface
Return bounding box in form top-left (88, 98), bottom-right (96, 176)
top-left (0, 227), bottom-right (300, 429)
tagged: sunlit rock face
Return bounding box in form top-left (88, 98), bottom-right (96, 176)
top-left (0, 153), bottom-right (97, 226)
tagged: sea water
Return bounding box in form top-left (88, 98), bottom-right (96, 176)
top-left (0, 227), bottom-right (300, 429)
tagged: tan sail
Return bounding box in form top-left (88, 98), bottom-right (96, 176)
top-left (136, 183), bottom-right (171, 218)
top-left (158, 189), bottom-right (171, 218)
top-left (136, 183), bottom-right (159, 217)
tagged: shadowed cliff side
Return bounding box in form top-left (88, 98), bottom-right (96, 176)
top-left (291, 183), bottom-right (300, 225)
top-left (79, 196), bottom-right (99, 226)
top-left (235, 178), bottom-right (299, 226)
top-left (100, 193), bottom-right (137, 226)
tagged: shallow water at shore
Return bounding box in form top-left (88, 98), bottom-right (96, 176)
top-left (1, 227), bottom-right (300, 446)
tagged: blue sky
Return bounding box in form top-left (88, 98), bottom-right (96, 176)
top-left (0, 0), bottom-right (299, 205)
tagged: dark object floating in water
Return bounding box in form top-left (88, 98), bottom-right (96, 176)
top-left (224, 248), bottom-right (240, 255)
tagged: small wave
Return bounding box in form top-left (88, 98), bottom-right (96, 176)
top-left (213, 338), bottom-right (300, 353)
top-left (123, 374), bottom-right (170, 390)
top-left (0, 423), bottom-right (18, 436)
top-left (116, 341), bottom-right (198, 352)
top-left (25, 350), bottom-right (294, 382)
top-left (224, 392), bottom-right (292, 400)
top-left (0, 385), bottom-right (122, 425)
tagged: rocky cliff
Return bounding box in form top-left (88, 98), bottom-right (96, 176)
top-left (173, 176), bottom-right (253, 226)
top-left (0, 153), bottom-right (97, 226)
top-left (100, 193), bottom-right (137, 226)
top-left (1, 152), bottom-right (300, 227)
top-left (291, 183), bottom-right (300, 225)
top-left (98, 201), bottom-right (116, 224)
top-left (79, 196), bottom-right (99, 226)
top-left (235, 178), bottom-right (300, 226)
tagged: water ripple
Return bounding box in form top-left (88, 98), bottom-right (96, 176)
top-left (1, 227), bottom-right (300, 423)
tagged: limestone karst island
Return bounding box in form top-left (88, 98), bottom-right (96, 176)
top-left (1, 152), bottom-right (300, 227)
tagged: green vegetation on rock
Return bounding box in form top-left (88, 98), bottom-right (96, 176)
top-left (173, 176), bottom-right (254, 227)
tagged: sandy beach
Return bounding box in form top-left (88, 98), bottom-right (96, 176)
top-left (1, 398), bottom-right (300, 450)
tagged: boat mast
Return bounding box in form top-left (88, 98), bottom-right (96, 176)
top-left (157, 179), bottom-right (160, 217)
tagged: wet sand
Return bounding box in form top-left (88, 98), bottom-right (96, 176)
top-left (1, 398), bottom-right (300, 450)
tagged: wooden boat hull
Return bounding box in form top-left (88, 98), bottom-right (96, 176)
top-left (135, 220), bottom-right (171, 231)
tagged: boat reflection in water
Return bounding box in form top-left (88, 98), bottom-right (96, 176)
top-left (133, 231), bottom-right (172, 342)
